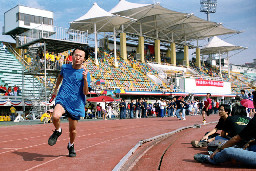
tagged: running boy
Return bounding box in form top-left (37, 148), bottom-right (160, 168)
top-left (48, 47), bottom-right (90, 157)
top-left (202, 93), bottom-right (212, 123)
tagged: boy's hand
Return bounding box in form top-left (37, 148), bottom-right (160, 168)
top-left (82, 65), bottom-right (88, 80)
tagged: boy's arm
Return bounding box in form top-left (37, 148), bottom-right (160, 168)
top-left (53, 74), bottom-right (63, 96)
top-left (82, 67), bottom-right (89, 95)
top-left (83, 77), bottom-right (88, 95)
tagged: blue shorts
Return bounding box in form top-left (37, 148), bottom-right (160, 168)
top-left (56, 103), bottom-right (80, 120)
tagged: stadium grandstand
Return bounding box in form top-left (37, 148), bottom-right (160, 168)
top-left (0, 1), bottom-right (255, 119)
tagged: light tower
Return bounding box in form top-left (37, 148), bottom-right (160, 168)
top-left (200, 0), bottom-right (217, 22)
top-left (200, 0), bottom-right (217, 67)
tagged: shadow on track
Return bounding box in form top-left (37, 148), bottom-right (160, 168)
top-left (12, 151), bottom-right (65, 161)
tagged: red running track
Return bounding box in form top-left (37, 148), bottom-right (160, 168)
top-left (0, 114), bottom-right (241, 171)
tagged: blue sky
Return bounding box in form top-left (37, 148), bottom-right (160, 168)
top-left (0, 0), bottom-right (255, 65)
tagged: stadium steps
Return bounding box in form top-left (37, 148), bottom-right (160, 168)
top-left (0, 44), bottom-right (44, 98)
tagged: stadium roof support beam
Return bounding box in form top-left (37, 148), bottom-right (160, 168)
top-left (113, 27), bottom-right (118, 67)
top-left (227, 51), bottom-right (230, 78)
top-left (138, 23), bottom-right (145, 62)
top-left (196, 39), bottom-right (201, 69)
top-left (94, 23), bottom-right (99, 66)
top-left (120, 31), bottom-right (127, 61)
top-left (183, 35), bottom-right (189, 67)
top-left (219, 50), bottom-right (222, 78)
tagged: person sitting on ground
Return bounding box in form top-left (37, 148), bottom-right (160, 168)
top-left (205, 104), bottom-right (252, 152)
top-left (191, 104), bottom-right (230, 148)
top-left (194, 91), bottom-right (256, 167)
top-left (40, 111), bottom-right (52, 124)
top-left (222, 105), bottom-right (251, 140)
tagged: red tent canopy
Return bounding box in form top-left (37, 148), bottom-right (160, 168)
top-left (87, 96), bottom-right (116, 102)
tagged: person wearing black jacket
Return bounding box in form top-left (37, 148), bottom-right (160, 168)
top-left (142, 99), bottom-right (148, 118)
top-left (119, 99), bottom-right (126, 119)
top-left (135, 99), bottom-right (141, 118)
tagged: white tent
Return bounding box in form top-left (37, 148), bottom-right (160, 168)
top-left (71, 3), bottom-right (131, 33)
top-left (70, 2), bottom-right (132, 66)
top-left (201, 36), bottom-right (246, 77)
top-left (201, 36), bottom-right (245, 54)
top-left (109, 0), bottom-right (151, 14)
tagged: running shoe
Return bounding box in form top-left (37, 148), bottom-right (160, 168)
top-left (48, 129), bottom-right (62, 146)
top-left (194, 153), bottom-right (210, 163)
top-left (67, 144), bottom-right (76, 157)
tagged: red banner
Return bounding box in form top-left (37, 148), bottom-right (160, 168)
top-left (195, 79), bottom-right (224, 87)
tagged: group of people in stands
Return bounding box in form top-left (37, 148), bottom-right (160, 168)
top-left (0, 84), bottom-right (21, 96)
top-left (192, 90), bottom-right (256, 167)
top-left (36, 50), bottom-right (74, 70)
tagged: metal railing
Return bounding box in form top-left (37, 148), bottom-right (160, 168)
top-left (3, 42), bottom-right (46, 99)
top-left (2, 26), bottom-right (4, 35)
top-left (17, 24), bottom-right (88, 47)
top-left (4, 43), bottom-right (30, 67)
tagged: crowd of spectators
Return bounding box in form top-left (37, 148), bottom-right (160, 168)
top-left (86, 48), bottom-right (162, 91)
top-left (0, 84), bottom-right (21, 96)
top-left (82, 96), bottom-right (222, 121)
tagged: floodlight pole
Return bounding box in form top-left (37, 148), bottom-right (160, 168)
top-left (200, 0), bottom-right (217, 22)
top-left (44, 41), bottom-right (47, 111)
top-left (200, 0), bottom-right (217, 65)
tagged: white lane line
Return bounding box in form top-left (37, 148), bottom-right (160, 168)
top-left (0, 123), bottom-right (155, 155)
top-left (25, 156), bottom-right (64, 171)
top-left (25, 133), bottom-right (134, 171)
top-left (2, 148), bottom-right (22, 150)
top-left (0, 124), bottom-right (124, 144)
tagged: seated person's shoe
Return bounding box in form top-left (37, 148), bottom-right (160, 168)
top-left (198, 140), bottom-right (208, 147)
top-left (194, 153), bottom-right (210, 163)
top-left (191, 140), bottom-right (199, 147)
top-left (191, 140), bottom-right (207, 148)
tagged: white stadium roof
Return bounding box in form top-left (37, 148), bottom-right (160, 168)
top-left (201, 36), bottom-right (246, 54)
top-left (70, 3), bottom-right (132, 33)
top-left (70, 0), bottom-right (240, 44)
